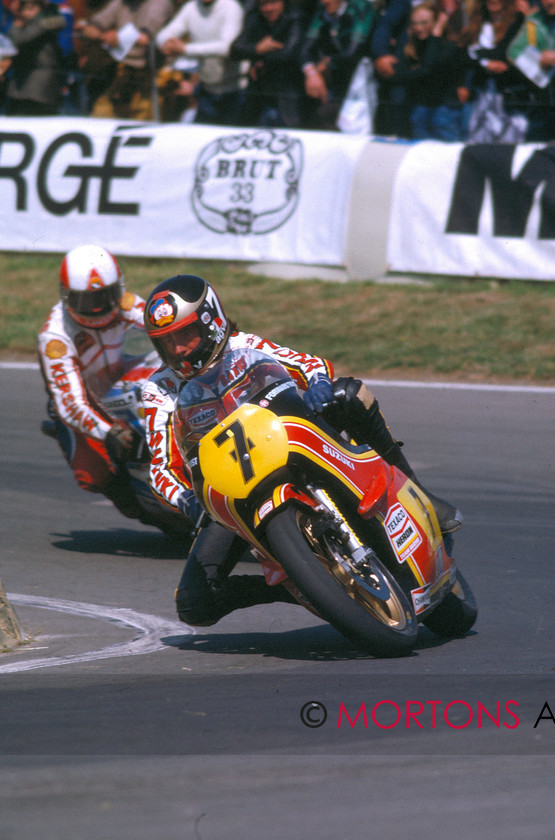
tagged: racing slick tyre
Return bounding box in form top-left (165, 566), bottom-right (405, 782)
top-left (422, 570), bottom-right (477, 637)
top-left (265, 506), bottom-right (418, 657)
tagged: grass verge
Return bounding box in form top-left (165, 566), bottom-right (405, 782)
top-left (1, 253), bottom-right (554, 385)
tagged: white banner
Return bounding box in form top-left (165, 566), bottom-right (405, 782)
top-left (387, 141), bottom-right (555, 281)
top-left (0, 117), bottom-right (368, 265)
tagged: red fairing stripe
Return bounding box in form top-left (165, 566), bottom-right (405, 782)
top-left (283, 420), bottom-right (378, 498)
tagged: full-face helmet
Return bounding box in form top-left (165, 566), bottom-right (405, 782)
top-left (60, 244), bottom-right (124, 328)
top-left (144, 275), bottom-right (230, 379)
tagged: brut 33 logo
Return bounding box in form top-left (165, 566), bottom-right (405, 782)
top-left (192, 130), bottom-right (303, 235)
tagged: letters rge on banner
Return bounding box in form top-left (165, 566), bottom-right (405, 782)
top-left (387, 141), bottom-right (555, 281)
top-left (0, 117), bottom-right (366, 265)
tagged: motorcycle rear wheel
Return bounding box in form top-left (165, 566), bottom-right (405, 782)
top-left (422, 570), bottom-right (477, 637)
top-left (265, 506), bottom-right (418, 657)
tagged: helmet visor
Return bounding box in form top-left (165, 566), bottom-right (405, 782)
top-left (66, 283), bottom-right (121, 318)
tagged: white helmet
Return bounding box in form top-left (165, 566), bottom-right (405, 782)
top-left (60, 244), bottom-right (124, 328)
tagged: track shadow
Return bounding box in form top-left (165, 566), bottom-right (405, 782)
top-left (161, 621), bottom-right (474, 662)
top-left (162, 624), bottom-right (375, 661)
top-left (50, 528), bottom-right (190, 559)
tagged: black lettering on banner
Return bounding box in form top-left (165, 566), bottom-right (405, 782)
top-left (215, 158), bottom-right (281, 180)
top-left (446, 144), bottom-right (555, 239)
top-left (533, 701), bottom-right (554, 728)
top-left (37, 132), bottom-right (152, 216)
top-left (0, 132), bottom-right (35, 210)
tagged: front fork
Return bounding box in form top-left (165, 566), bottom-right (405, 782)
top-left (307, 484), bottom-right (379, 571)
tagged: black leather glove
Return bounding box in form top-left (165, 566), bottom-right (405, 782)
top-left (105, 420), bottom-right (137, 463)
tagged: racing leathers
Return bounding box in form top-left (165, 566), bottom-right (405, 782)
top-left (38, 292), bottom-right (146, 514)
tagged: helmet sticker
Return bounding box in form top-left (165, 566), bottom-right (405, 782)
top-left (201, 311), bottom-right (211, 324)
top-left (87, 270), bottom-right (105, 291)
top-left (209, 317), bottom-right (227, 344)
top-left (148, 295), bottom-right (177, 328)
top-left (45, 339), bottom-right (67, 360)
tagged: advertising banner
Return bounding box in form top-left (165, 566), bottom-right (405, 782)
top-left (387, 141), bottom-right (555, 281)
top-left (0, 117), bottom-right (367, 265)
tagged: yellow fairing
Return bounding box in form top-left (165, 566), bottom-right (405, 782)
top-left (198, 404), bottom-right (289, 500)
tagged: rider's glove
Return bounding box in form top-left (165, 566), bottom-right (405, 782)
top-left (177, 488), bottom-right (204, 525)
top-left (104, 420), bottom-right (137, 463)
top-left (304, 375), bottom-right (335, 414)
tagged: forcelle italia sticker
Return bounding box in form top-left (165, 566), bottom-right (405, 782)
top-left (384, 503), bottom-right (422, 563)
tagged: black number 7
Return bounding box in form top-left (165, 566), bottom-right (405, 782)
top-left (214, 420), bottom-right (255, 483)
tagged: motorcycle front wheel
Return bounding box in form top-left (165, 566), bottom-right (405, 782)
top-left (265, 506), bottom-right (418, 657)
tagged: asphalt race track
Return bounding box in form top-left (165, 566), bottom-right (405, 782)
top-left (0, 364), bottom-right (553, 840)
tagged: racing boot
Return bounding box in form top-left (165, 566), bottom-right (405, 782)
top-left (330, 380), bottom-right (462, 535)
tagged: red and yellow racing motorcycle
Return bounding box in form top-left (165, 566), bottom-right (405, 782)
top-left (173, 348), bottom-right (477, 657)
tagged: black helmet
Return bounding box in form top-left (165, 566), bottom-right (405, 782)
top-left (144, 275), bottom-right (231, 379)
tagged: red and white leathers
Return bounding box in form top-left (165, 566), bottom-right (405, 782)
top-left (142, 330), bottom-right (334, 511)
top-left (38, 291), bottom-right (145, 492)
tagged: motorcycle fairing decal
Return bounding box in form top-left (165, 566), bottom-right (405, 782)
top-left (255, 497), bottom-right (275, 526)
top-left (410, 583), bottom-right (432, 615)
top-left (384, 503), bottom-right (423, 564)
top-left (392, 475), bottom-right (449, 578)
top-left (254, 484), bottom-right (316, 528)
top-left (411, 565), bottom-right (454, 614)
top-left (281, 418), bottom-right (379, 499)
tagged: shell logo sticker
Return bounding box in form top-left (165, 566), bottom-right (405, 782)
top-left (385, 502), bottom-right (422, 563)
top-left (45, 339), bottom-right (67, 359)
top-left (120, 291), bottom-right (135, 311)
top-left (148, 295), bottom-right (176, 328)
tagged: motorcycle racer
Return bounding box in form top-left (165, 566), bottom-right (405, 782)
top-left (142, 274), bottom-right (462, 627)
top-left (38, 244), bottom-right (148, 519)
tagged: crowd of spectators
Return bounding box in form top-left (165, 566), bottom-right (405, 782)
top-left (1, 0), bottom-right (555, 139)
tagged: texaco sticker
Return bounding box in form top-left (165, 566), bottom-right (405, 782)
top-left (384, 502), bottom-right (422, 563)
top-left (192, 130), bottom-right (303, 235)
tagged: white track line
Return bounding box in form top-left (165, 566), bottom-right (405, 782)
top-left (0, 594), bottom-right (193, 673)
top-left (363, 379), bottom-right (555, 394)
top-left (3, 361), bottom-right (553, 393)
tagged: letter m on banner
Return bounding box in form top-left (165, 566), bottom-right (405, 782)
top-left (445, 145), bottom-right (555, 239)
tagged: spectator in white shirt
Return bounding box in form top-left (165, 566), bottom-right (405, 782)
top-left (156, 0), bottom-right (245, 125)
